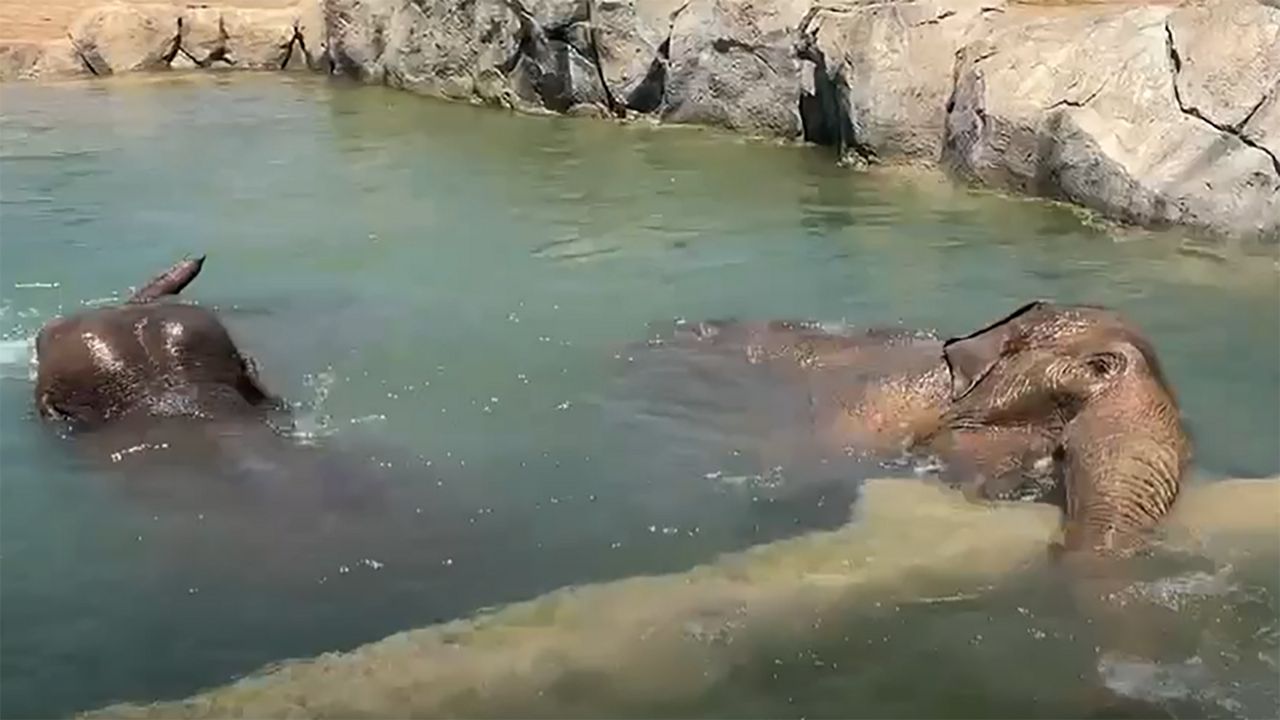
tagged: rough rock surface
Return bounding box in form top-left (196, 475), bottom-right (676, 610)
top-left (590, 0), bottom-right (687, 112)
top-left (943, 0), bottom-right (1279, 240)
top-left (659, 0), bottom-right (809, 136)
top-left (180, 6), bottom-right (323, 70)
top-left (0, 0), bottom-right (1276, 240)
top-left (69, 3), bottom-right (183, 74)
top-left (0, 1), bottom-right (326, 78)
top-left (797, 0), bottom-right (1008, 165)
top-left (325, 0), bottom-right (528, 107)
top-left (314, 0), bottom-right (1278, 238)
top-left (0, 39), bottom-right (88, 80)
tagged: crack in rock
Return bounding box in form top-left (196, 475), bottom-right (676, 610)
top-left (582, 0), bottom-right (624, 116)
top-left (910, 9), bottom-right (956, 27)
top-left (160, 18), bottom-right (183, 66)
top-left (69, 34), bottom-right (101, 76)
top-left (1164, 20), bottom-right (1280, 176)
top-left (1238, 82), bottom-right (1276, 133)
top-left (625, 0), bottom-right (689, 113)
top-left (502, 0), bottom-right (614, 115)
top-left (796, 20), bottom-right (877, 167)
top-left (710, 36), bottom-right (776, 74)
top-left (280, 21), bottom-right (311, 70)
top-left (1045, 78), bottom-right (1108, 112)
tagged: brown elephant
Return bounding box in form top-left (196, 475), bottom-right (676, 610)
top-left (33, 255), bottom-right (279, 429)
top-left (32, 255), bottom-right (416, 522)
top-left (934, 301), bottom-right (1190, 556)
top-left (655, 300), bottom-right (1191, 556)
top-left (661, 317), bottom-right (1060, 503)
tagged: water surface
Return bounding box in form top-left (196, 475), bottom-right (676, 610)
top-left (1, 74), bottom-right (1277, 718)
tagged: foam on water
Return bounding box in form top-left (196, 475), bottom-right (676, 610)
top-left (80, 477), bottom-right (1279, 719)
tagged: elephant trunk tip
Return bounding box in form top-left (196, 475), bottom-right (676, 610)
top-left (127, 254), bottom-right (207, 304)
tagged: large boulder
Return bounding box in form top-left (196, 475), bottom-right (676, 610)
top-left (589, 0), bottom-right (690, 112)
top-left (324, 0), bottom-right (396, 80)
top-left (35, 39), bottom-right (92, 77)
top-left (0, 40), bottom-right (87, 80)
top-left (180, 7), bottom-right (312, 70)
top-left (659, 0), bottom-right (810, 137)
top-left (322, 0), bottom-right (814, 129)
top-left (943, 0), bottom-right (1280, 241)
top-left (0, 42), bottom-right (45, 81)
top-left (326, 0), bottom-right (526, 107)
top-left (68, 3), bottom-right (182, 75)
top-left (797, 0), bottom-right (1006, 165)
top-left (47, 2), bottom-right (326, 76)
top-left (506, 0), bottom-right (613, 114)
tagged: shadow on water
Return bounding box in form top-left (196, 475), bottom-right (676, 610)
top-left (79, 478), bottom-right (1280, 720)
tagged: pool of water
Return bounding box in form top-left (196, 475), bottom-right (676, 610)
top-left (1, 74), bottom-right (1277, 719)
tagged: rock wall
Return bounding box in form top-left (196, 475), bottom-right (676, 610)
top-left (942, 1), bottom-right (1280, 240)
top-left (0, 1), bottom-right (326, 78)
top-left (2, 0), bottom-right (1277, 241)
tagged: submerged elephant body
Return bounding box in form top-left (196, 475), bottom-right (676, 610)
top-left (654, 301), bottom-right (1191, 556)
top-left (663, 318), bottom-right (1060, 503)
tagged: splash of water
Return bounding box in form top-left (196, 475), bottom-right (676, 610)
top-left (282, 367), bottom-right (338, 446)
top-left (0, 336), bottom-right (36, 381)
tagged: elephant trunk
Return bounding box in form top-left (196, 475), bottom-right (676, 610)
top-left (1060, 380), bottom-right (1189, 555)
top-left (1055, 382), bottom-right (1192, 690)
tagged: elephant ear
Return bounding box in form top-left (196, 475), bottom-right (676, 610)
top-left (127, 254), bottom-right (206, 304)
top-left (942, 301), bottom-right (1047, 399)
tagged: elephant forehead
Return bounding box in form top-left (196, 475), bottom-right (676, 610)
top-left (1017, 307), bottom-right (1131, 344)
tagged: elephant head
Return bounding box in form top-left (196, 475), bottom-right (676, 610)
top-left (935, 301), bottom-right (1190, 555)
top-left (33, 256), bottom-right (279, 430)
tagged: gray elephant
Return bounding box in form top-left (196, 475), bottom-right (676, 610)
top-left (33, 255), bottom-right (279, 428)
top-left (649, 300), bottom-right (1191, 557)
top-left (31, 255), bottom-right (424, 532)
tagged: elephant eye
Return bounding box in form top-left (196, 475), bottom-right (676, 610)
top-left (1084, 352), bottom-right (1124, 378)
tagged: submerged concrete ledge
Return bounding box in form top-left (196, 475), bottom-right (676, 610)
top-left (78, 477), bottom-right (1280, 718)
top-left (2, 0), bottom-right (1277, 242)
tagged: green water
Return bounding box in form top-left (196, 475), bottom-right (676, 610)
top-left (0, 74), bottom-right (1277, 718)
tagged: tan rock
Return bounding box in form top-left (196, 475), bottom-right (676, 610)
top-left (590, 0), bottom-right (688, 112)
top-left (798, 0), bottom-right (1008, 164)
top-left (293, 0), bottom-right (328, 71)
top-left (1169, 0), bottom-right (1280, 135)
top-left (327, 0), bottom-right (524, 101)
top-left (1168, 0), bottom-right (1280, 177)
top-left (68, 2), bottom-right (181, 75)
top-left (942, 0), bottom-right (1280, 241)
top-left (169, 48), bottom-right (199, 70)
top-left (0, 41), bottom-right (45, 80)
top-left (180, 7), bottom-right (230, 66)
top-left (31, 37), bottom-right (90, 77)
top-left (178, 6), bottom-right (303, 70)
top-left (660, 0), bottom-right (811, 137)
top-left (220, 8), bottom-right (300, 69)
